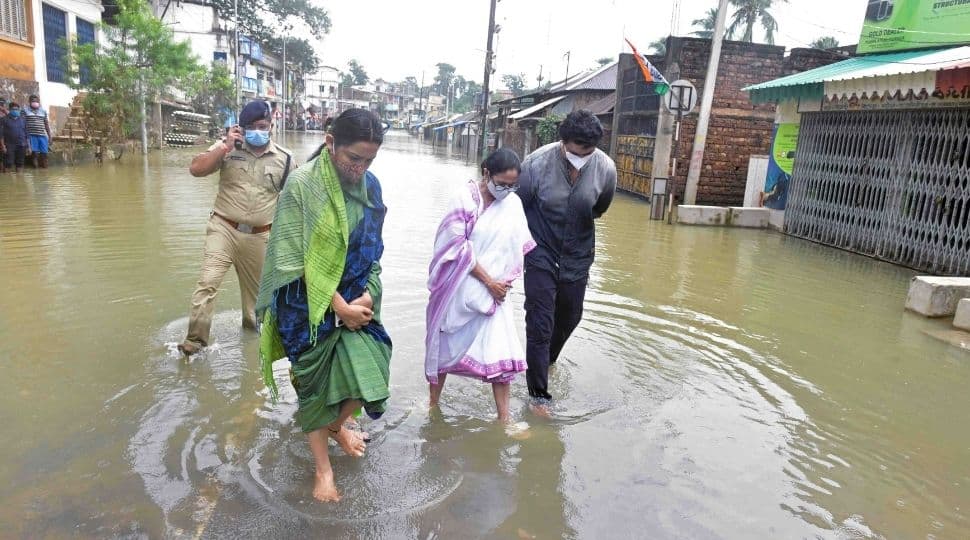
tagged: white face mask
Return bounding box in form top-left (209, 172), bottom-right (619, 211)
top-left (564, 147), bottom-right (594, 170)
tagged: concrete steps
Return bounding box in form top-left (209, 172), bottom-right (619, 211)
top-left (52, 92), bottom-right (104, 143)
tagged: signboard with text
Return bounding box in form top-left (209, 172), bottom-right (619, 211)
top-left (858, 0), bottom-right (970, 54)
top-left (763, 123), bottom-right (799, 210)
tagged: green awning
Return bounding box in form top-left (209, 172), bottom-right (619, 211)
top-left (744, 48), bottom-right (956, 104)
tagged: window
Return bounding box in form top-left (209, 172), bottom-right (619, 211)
top-left (319, 85), bottom-right (325, 94)
top-left (1, 0), bottom-right (29, 42)
top-left (43, 3), bottom-right (67, 83)
top-left (76, 18), bottom-right (95, 85)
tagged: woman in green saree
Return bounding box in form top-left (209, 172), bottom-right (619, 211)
top-left (256, 109), bottom-right (390, 502)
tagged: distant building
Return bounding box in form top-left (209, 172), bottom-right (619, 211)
top-left (0, 0), bottom-right (104, 131)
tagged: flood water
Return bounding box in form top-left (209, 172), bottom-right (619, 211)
top-left (1, 131), bottom-right (969, 539)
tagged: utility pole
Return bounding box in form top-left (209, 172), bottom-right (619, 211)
top-left (563, 50), bottom-right (571, 84)
top-left (480, 0), bottom-right (497, 159)
top-left (683, 0), bottom-right (730, 205)
top-left (282, 33), bottom-right (286, 136)
top-left (419, 70), bottom-right (425, 120)
top-left (234, 0), bottom-right (241, 118)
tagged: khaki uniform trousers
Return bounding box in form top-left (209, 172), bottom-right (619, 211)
top-left (184, 215), bottom-right (269, 348)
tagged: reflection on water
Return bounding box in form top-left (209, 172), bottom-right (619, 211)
top-left (1, 132), bottom-right (969, 539)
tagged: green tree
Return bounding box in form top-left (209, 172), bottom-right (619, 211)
top-left (536, 114), bottom-right (563, 145)
top-left (452, 79), bottom-right (482, 113)
top-left (348, 59), bottom-right (368, 85)
top-left (691, 7), bottom-right (718, 38)
top-left (403, 76), bottom-right (419, 96)
top-left (184, 62), bottom-right (235, 121)
top-left (434, 62), bottom-right (457, 95)
top-left (596, 56), bottom-right (613, 66)
top-left (208, 0), bottom-right (330, 44)
top-left (649, 37), bottom-right (667, 56)
top-left (727, 0), bottom-right (787, 45)
top-left (68, 0), bottom-right (198, 143)
top-left (265, 37), bottom-right (319, 76)
top-left (810, 36), bottom-right (840, 49)
top-left (502, 73), bottom-right (526, 96)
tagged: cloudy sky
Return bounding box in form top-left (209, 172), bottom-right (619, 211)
top-left (304, 0), bottom-right (866, 87)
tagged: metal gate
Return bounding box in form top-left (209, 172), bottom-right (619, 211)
top-left (787, 108), bottom-right (970, 275)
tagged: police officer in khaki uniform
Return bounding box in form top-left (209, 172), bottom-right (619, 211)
top-left (179, 100), bottom-right (293, 356)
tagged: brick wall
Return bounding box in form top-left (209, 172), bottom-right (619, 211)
top-left (667, 38), bottom-right (785, 205)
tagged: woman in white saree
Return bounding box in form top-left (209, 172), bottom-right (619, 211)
top-left (425, 149), bottom-right (536, 421)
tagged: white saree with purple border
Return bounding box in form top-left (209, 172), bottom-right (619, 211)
top-left (425, 181), bottom-right (536, 384)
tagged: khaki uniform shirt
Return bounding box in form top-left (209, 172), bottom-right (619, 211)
top-left (207, 139), bottom-right (293, 227)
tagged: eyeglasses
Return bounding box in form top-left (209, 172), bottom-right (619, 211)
top-left (491, 181), bottom-right (518, 193)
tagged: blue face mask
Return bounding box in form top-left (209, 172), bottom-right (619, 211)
top-left (245, 129), bottom-right (270, 147)
top-left (9, 110), bottom-right (20, 118)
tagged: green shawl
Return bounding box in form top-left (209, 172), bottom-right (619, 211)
top-left (256, 151), bottom-right (348, 399)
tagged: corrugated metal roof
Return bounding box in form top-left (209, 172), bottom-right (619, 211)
top-left (744, 46), bottom-right (970, 103)
top-left (546, 62), bottom-right (618, 93)
top-left (509, 95), bottom-right (567, 120)
top-left (586, 92), bottom-right (616, 116)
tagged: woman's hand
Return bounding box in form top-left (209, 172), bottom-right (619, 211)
top-left (350, 290), bottom-right (373, 310)
top-left (337, 304), bottom-right (373, 331)
top-left (486, 279), bottom-right (511, 303)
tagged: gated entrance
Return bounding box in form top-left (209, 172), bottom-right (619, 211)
top-left (786, 108), bottom-right (970, 275)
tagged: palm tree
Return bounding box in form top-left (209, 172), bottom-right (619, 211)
top-left (691, 8), bottom-right (718, 39)
top-left (810, 36), bottom-right (840, 49)
top-left (649, 37), bottom-right (667, 56)
top-left (727, 0), bottom-right (788, 45)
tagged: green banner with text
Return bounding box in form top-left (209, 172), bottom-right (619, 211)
top-left (858, 0), bottom-right (970, 54)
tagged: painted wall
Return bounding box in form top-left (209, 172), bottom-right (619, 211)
top-left (158, 1), bottom-right (227, 68)
top-left (31, 0), bottom-right (104, 115)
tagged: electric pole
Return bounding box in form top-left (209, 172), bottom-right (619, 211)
top-left (683, 0), bottom-right (730, 205)
top-left (480, 0), bottom-right (497, 159)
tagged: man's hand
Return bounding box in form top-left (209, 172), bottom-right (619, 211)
top-left (224, 126), bottom-right (244, 152)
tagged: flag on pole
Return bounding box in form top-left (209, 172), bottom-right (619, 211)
top-left (625, 38), bottom-right (669, 95)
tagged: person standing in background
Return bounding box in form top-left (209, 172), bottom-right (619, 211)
top-left (24, 94), bottom-right (52, 169)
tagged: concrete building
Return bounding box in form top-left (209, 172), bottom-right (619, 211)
top-left (0, 0), bottom-right (104, 130)
top-left (609, 37), bottom-right (838, 205)
top-left (304, 65), bottom-right (340, 120)
top-left (745, 46), bottom-right (970, 275)
top-left (152, 0), bottom-right (229, 70)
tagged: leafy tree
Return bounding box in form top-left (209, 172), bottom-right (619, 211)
top-left (265, 37), bottom-right (319, 77)
top-left (340, 72), bottom-right (354, 88)
top-left (348, 59), bottom-right (368, 85)
top-left (649, 37), bottom-right (667, 56)
top-left (727, 0), bottom-right (787, 45)
top-left (184, 62), bottom-right (235, 121)
top-left (810, 36), bottom-right (840, 49)
top-left (68, 0), bottom-right (198, 143)
top-left (208, 0), bottom-right (330, 44)
top-left (434, 62), bottom-right (457, 95)
top-left (596, 56), bottom-right (613, 67)
top-left (403, 76), bottom-right (419, 96)
top-left (452, 79), bottom-right (482, 113)
top-left (536, 114), bottom-right (564, 145)
top-left (691, 7), bottom-right (718, 38)
top-left (502, 73), bottom-right (526, 96)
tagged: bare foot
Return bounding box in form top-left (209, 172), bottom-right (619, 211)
top-left (343, 419), bottom-right (370, 442)
top-left (313, 472), bottom-right (341, 502)
top-left (328, 426), bottom-right (367, 457)
top-left (529, 403), bottom-right (552, 419)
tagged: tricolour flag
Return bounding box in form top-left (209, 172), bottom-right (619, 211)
top-left (625, 38), bottom-right (669, 95)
